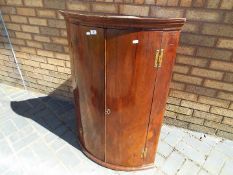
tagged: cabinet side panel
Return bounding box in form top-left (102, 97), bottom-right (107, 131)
top-left (69, 23), bottom-right (84, 147)
top-left (74, 25), bottom-right (105, 161)
top-left (106, 29), bottom-right (162, 167)
top-left (144, 31), bottom-right (180, 164)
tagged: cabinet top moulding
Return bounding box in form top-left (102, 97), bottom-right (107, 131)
top-left (60, 11), bottom-right (186, 31)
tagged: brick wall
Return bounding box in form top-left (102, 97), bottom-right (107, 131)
top-left (0, 0), bottom-right (232, 140)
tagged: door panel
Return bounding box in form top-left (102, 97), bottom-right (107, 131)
top-left (75, 25), bottom-right (105, 161)
top-left (106, 29), bottom-right (163, 166)
top-left (144, 31), bottom-right (180, 164)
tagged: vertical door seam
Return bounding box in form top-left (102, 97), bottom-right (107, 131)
top-left (143, 31), bottom-right (164, 162)
top-left (104, 28), bottom-right (107, 163)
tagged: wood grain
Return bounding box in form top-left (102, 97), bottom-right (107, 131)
top-left (144, 31), bottom-right (180, 164)
top-left (62, 11), bottom-right (185, 171)
top-left (74, 25), bottom-right (105, 161)
top-left (60, 10), bottom-right (185, 31)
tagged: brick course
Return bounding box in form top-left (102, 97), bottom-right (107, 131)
top-left (0, 0), bottom-right (233, 140)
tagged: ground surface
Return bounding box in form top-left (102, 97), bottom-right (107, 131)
top-left (0, 83), bottom-right (232, 175)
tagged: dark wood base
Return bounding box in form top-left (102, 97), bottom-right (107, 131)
top-left (79, 142), bottom-right (155, 171)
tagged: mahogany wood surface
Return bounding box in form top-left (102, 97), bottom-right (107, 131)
top-left (62, 11), bottom-right (185, 171)
top-left (106, 30), bottom-right (163, 167)
top-left (60, 10), bottom-right (185, 31)
top-left (144, 31), bottom-right (180, 164)
top-left (73, 25), bottom-right (106, 161)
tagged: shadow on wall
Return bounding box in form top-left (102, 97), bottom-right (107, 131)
top-left (10, 78), bottom-right (81, 150)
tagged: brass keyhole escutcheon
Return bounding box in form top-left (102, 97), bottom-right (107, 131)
top-left (105, 108), bottom-right (111, 115)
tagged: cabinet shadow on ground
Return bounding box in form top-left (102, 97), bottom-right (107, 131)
top-left (10, 79), bottom-right (82, 150)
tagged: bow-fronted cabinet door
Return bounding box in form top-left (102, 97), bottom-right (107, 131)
top-left (105, 29), bottom-right (163, 167)
top-left (144, 31), bottom-right (180, 165)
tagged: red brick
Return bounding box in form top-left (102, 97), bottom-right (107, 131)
top-left (181, 100), bottom-right (210, 112)
top-left (164, 117), bottom-right (189, 128)
top-left (29, 17), bottom-right (47, 26)
top-left (207, 0), bottom-right (220, 8)
top-left (16, 7), bottom-right (36, 16)
top-left (177, 114), bottom-right (204, 125)
top-left (196, 47), bottom-right (232, 61)
top-left (180, 0), bottom-right (192, 7)
top-left (10, 15), bottom-right (27, 23)
top-left (44, 0), bottom-right (65, 9)
top-left (151, 7), bottom-right (184, 18)
top-left (204, 80), bottom-right (233, 92)
top-left (182, 22), bottom-right (199, 33)
top-left (166, 104), bottom-right (193, 115)
top-left (173, 65), bottom-right (190, 74)
top-left (224, 73), bottom-right (233, 83)
top-left (186, 9), bottom-right (223, 22)
top-left (193, 0), bottom-right (205, 7)
top-left (210, 61), bottom-right (233, 72)
top-left (205, 121), bottom-right (233, 133)
top-left (217, 92), bottom-right (233, 101)
top-left (26, 41), bottom-right (43, 49)
top-left (189, 124), bottom-right (215, 134)
top-left (176, 55), bottom-right (208, 67)
top-left (202, 24), bottom-right (233, 38)
top-left (180, 33), bottom-right (217, 47)
top-left (193, 110), bottom-right (222, 122)
top-left (66, 1), bottom-right (90, 11)
top-left (6, 23), bottom-right (21, 31)
top-left (6, 0), bottom-right (22, 5)
top-left (40, 27), bottom-right (60, 36)
top-left (222, 118), bottom-right (233, 126)
top-left (48, 19), bottom-right (66, 29)
top-left (92, 3), bottom-right (118, 13)
top-left (224, 12), bottom-right (233, 24)
top-left (216, 130), bottom-right (233, 140)
top-left (15, 32), bottom-right (32, 40)
top-left (37, 9), bottom-right (56, 18)
top-left (170, 82), bottom-right (185, 90)
top-left (21, 25), bottom-right (39, 33)
top-left (186, 85), bottom-right (217, 97)
top-left (24, 0), bottom-right (43, 7)
top-left (170, 89), bottom-right (198, 101)
top-left (134, 0), bottom-right (144, 4)
top-left (217, 39), bottom-right (233, 49)
top-left (156, 0), bottom-right (166, 5)
top-left (119, 4), bottom-right (149, 16)
top-left (173, 73), bottom-right (203, 85)
top-left (43, 43), bottom-right (64, 52)
top-left (167, 0), bottom-right (179, 6)
top-left (220, 0), bottom-right (233, 10)
top-left (191, 68), bottom-right (223, 80)
top-left (198, 96), bottom-right (230, 108)
top-left (177, 46), bottom-right (196, 55)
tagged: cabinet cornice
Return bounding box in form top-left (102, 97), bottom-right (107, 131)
top-left (60, 10), bottom-right (185, 31)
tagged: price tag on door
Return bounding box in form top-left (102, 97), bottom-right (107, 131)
top-left (86, 30), bottom-right (97, 36)
top-left (132, 40), bottom-right (139, 44)
top-left (90, 30), bottom-right (97, 35)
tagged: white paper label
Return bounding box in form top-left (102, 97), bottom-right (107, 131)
top-left (132, 40), bottom-right (139, 44)
top-left (90, 30), bottom-right (97, 35)
top-left (86, 32), bottom-right (91, 35)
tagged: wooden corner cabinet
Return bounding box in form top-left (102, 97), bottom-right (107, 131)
top-left (61, 11), bottom-right (185, 171)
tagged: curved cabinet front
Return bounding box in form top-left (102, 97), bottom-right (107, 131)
top-left (106, 29), bottom-right (162, 167)
top-left (63, 11), bottom-right (185, 171)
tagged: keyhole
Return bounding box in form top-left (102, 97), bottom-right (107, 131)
top-left (106, 109), bottom-right (111, 115)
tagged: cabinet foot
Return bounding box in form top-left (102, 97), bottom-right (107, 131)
top-left (79, 142), bottom-right (155, 171)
